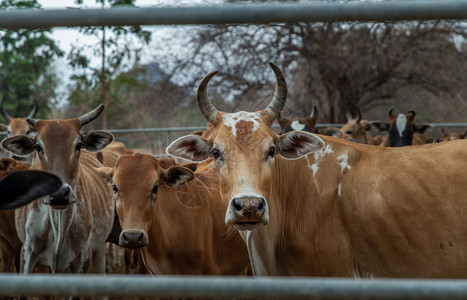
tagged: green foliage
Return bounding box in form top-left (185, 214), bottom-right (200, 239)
top-left (0, 0), bottom-right (64, 119)
top-left (67, 0), bottom-right (152, 128)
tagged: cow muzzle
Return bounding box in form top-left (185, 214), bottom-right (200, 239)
top-left (225, 195), bottom-right (269, 231)
top-left (119, 229), bottom-right (149, 249)
top-left (44, 184), bottom-right (76, 209)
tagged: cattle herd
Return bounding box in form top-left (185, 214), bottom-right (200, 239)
top-left (0, 63), bottom-right (465, 296)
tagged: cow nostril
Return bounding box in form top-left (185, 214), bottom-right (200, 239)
top-left (137, 233), bottom-right (144, 243)
top-left (234, 202), bottom-right (242, 212)
top-left (122, 234), bottom-right (129, 243)
top-left (258, 201), bottom-right (265, 212)
top-left (63, 186), bottom-right (71, 197)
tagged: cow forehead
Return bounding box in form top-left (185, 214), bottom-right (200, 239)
top-left (217, 112), bottom-right (275, 152)
top-left (35, 119), bottom-right (81, 139)
top-left (395, 114), bottom-right (408, 136)
top-left (9, 118), bottom-right (30, 132)
top-left (221, 111), bottom-right (261, 138)
top-left (114, 154), bottom-right (159, 187)
top-left (290, 120), bottom-right (305, 131)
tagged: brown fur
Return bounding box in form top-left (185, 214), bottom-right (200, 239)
top-left (100, 153), bottom-right (251, 275)
top-left (13, 118), bottom-right (114, 274)
top-left (0, 158), bottom-right (29, 273)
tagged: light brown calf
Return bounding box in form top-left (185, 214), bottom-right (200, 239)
top-left (98, 152), bottom-right (251, 275)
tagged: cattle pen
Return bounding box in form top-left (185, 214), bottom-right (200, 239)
top-left (1, 1), bottom-right (467, 299)
top-left (3, 122), bottom-right (465, 156)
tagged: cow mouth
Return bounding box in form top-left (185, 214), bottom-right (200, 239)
top-left (233, 221), bottom-right (261, 231)
top-left (44, 196), bottom-right (76, 210)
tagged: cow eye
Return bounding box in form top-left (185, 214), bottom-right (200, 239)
top-left (152, 185), bottom-right (158, 195)
top-left (75, 142), bottom-right (84, 151)
top-left (211, 148), bottom-right (221, 160)
top-left (112, 184), bottom-right (119, 194)
top-left (266, 146), bottom-right (276, 159)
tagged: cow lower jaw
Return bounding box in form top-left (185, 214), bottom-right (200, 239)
top-left (225, 195), bottom-right (269, 231)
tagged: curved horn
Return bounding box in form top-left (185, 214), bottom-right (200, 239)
top-left (197, 71), bottom-right (219, 123)
top-left (79, 104), bottom-right (105, 126)
top-left (0, 99), bottom-right (12, 122)
top-left (406, 109), bottom-right (416, 119)
top-left (310, 104), bottom-right (318, 122)
top-left (26, 99), bottom-right (38, 118)
top-left (264, 62), bottom-right (287, 121)
top-left (27, 118), bottom-right (37, 127)
top-left (355, 107), bottom-right (362, 123)
top-left (277, 113), bottom-right (283, 122)
top-left (387, 107), bottom-right (394, 117)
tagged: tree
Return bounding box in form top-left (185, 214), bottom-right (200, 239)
top-left (157, 1), bottom-right (467, 124)
top-left (0, 0), bottom-right (64, 118)
top-left (67, 0), bottom-right (151, 129)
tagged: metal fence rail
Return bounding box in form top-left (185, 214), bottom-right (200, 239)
top-left (1, 0), bottom-right (467, 29)
top-left (2, 274), bottom-right (467, 299)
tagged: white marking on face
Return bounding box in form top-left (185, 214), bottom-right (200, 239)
top-left (337, 152), bottom-right (351, 174)
top-left (291, 120), bottom-right (305, 131)
top-left (222, 111), bottom-right (260, 137)
top-left (338, 183), bottom-right (342, 197)
top-left (307, 144), bottom-right (334, 177)
top-left (396, 114), bottom-right (407, 137)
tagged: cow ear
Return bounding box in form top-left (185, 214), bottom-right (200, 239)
top-left (318, 127), bottom-right (343, 138)
top-left (277, 131), bottom-right (324, 159)
top-left (0, 170), bottom-right (62, 210)
top-left (83, 130), bottom-right (114, 152)
top-left (1, 135), bottom-right (35, 157)
top-left (370, 120), bottom-right (389, 132)
top-left (95, 167), bottom-right (113, 182)
top-left (0, 123), bottom-right (7, 132)
top-left (0, 158), bottom-right (17, 172)
top-left (166, 135), bottom-right (211, 162)
top-left (414, 123), bottom-right (432, 134)
top-left (162, 166), bottom-right (195, 188)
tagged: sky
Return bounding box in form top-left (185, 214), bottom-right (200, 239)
top-left (37, 0), bottom-right (207, 106)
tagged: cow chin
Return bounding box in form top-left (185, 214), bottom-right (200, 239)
top-left (232, 222), bottom-right (264, 231)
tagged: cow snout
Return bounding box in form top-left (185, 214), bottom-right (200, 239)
top-left (45, 184), bottom-right (75, 209)
top-left (119, 230), bottom-right (149, 249)
top-left (225, 195), bottom-right (269, 231)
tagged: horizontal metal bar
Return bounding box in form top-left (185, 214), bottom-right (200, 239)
top-left (1, 123), bottom-right (465, 136)
top-left (1, 1), bottom-right (467, 29)
top-left (103, 123), bottom-right (346, 134)
top-left (2, 274), bottom-right (467, 299)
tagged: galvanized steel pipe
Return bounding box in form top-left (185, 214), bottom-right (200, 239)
top-left (2, 274), bottom-right (467, 299)
top-left (1, 1), bottom-right (467, 29)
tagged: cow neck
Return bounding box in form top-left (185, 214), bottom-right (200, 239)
top-left (249, 137), bottom-right (360, 276)
top-left (147, 173), bottom-right (219, 274)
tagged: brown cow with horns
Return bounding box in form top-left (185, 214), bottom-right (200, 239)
top-left (167, 62), bottom-right (467, 278)
top-left (1, 104), bottom-right (114, 274)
